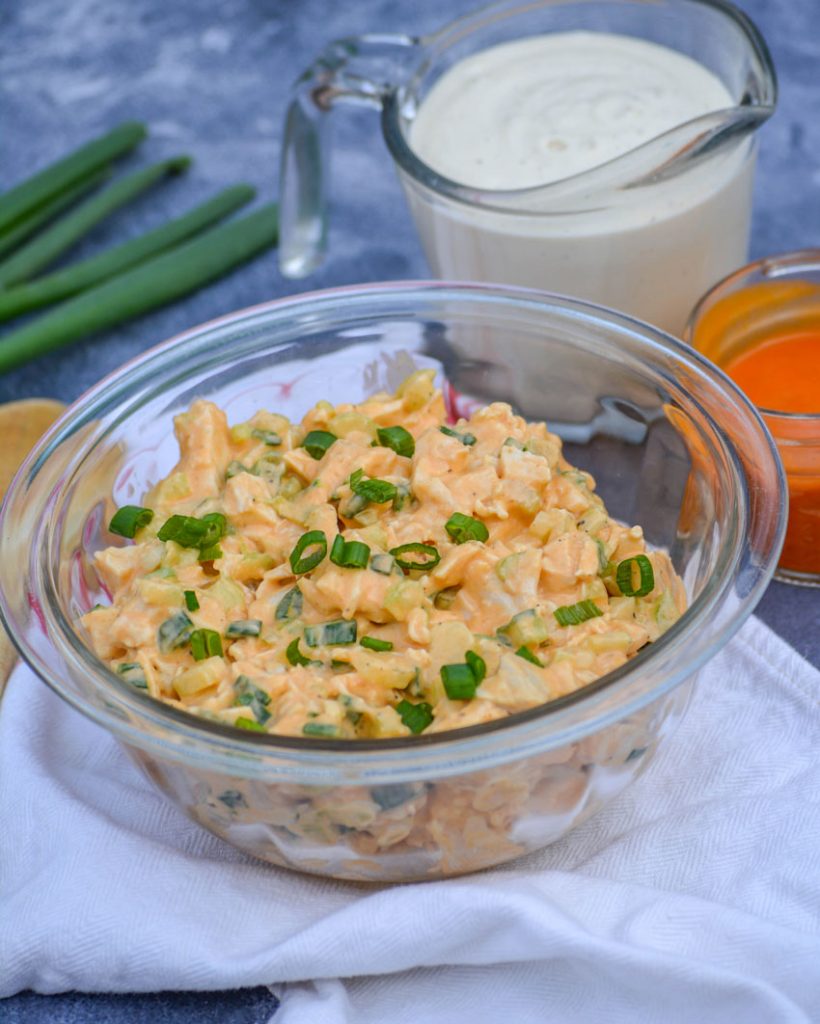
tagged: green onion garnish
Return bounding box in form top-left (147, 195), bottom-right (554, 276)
top-left (615, 555), bottom-right (655, 597)
top-left (302, 722), bottom-right (341, 737)
top-left (369, 553), bottom-right (397, 575)
top-left (289, 530), bottom-right (327, 574)
top-left (330, 534), bottom-right (371, 569)
top-left (441, 662), bottom-right (480, 701)
top-left (225, 619), bottom-right (262, 638)
top-left (515, 646), bottom-right (544, 667)
top-left (392, 481), bottom-right (412, 512)
top-left (360, 636), bottom-right (394, 652)
top-left (465, 650), bottom-right (486, 684)
top-left (376, 425), bottom-right (415, 458)
top-left (251, 428), bottom-right (282, 446)
top-left (225, 460), bottom-right (248, 480)
top-left (157, 611), bottom-right (194, 654)
top-left (190, 628), bottom-right (223, 661)
top-left (390, 542), bottom-right (441, 571)
top-left (198, 544), bottom-right (223, 562)
top-left (233, 675), bottom-right (271, 724)
top-left (235, 716), bottom-right (266, 732)
top-left (117, 662), bottom-right (147, 688)
top-left (445, 512), bottom-right (489, 545)
top-left (302, 429), bottom-right (336, 460)
top-left (396, 699), bottom-right (434, 734)
top-left (157, 511), bottom-right (227, 550)
top-left (108, 504), bottom-right (154, 539)
top-left (251, 453), bottom-right (281, 482)
top-left (184, 590), bottom-right (199, 612)
top-left (433, 586), bottom-right (459, 610)
top-left (350, 470), bottom-right (397, 505)
top-left (553, 600), bottom-right (603, 627)
top-left (286, 637), bottom-right (315, 667)
top-left (304, 618), bottom-right (357, 647)
top-left (439, 425), bottom-right (476, 446)
top-left (275, 586), bottom-right (303, 620)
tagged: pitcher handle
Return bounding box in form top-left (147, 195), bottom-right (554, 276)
top-left (278, 34), bottom-right (419, 278)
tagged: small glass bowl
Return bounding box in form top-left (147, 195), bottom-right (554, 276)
top-left (0, 283), bottom-right (785, 881)
top-left (687, 250), bottom-right (820, 586)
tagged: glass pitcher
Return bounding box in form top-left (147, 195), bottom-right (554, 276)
top-left (279, 0), bottom-right (776, 337)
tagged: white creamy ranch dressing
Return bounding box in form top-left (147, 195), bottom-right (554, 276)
top-left (410, 33), bottom-right (733, 190)
top-left (401, 31), bottom-right (755, 335)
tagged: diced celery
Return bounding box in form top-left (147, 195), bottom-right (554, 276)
top-left (500, 608), bottom-right (550, 647)
top-left (328, 410), bottom-right (378, 440)
top-left (207, 578), bottom-right (244, 610)
top-left (172, 656), bottom-right (224, 696)
top-left (384, 579), bottom-right (425, 621)
top-left (396, 369), bottom-right (435, 410)
top-left (137, 578), bottom-right (184, 607)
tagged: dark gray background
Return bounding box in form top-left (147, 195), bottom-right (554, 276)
top-left (2, 0), bottom-right (818, 1019)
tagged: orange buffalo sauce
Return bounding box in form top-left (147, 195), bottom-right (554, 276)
top-left (723, 332), bottom-right (820, 415)
top-left (691, 278), bottom-right (820, 580)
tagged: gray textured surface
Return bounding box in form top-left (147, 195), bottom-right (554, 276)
top-left (1, 0), bottom-right (819, 1019)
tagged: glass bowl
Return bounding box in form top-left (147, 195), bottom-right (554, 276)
top-left (0, 282), bottom-right (785, 881)
top-left (687, 249), bottom-right (820, 586)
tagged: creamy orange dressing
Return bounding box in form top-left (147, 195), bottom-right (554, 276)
top-left (82, 372), bottom-right (685, 739)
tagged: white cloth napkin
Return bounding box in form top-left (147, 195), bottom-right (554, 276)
top-left (1, 615), bottom-right (819, 1024)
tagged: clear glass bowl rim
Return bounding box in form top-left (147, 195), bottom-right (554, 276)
top-left (0, 281), bottom-right (786, 783)
top-left (686, 246), bottom-right (820, 424)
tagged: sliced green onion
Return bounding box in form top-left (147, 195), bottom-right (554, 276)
top-left (108, 504), bottom-right (153, 539)
top-left (302, 430), bottom-right (336, 460)
top-left (117, 662), bottom-right (147, 689)
top-left (360, 635), bottom-right (394, 652)
top-left (445, 512), bottom-right (489, 545)
top-left (553, 600), bottom-right (603, 627)
top-left (198, 544), bottom-right (223, 562)
top-left (377, 425), bottom-right (415, 458)
top-left (392, 481), bottom-right (412, 512)
top-left (339, 492), bottom-right (369, 518)
top-left (190, 628), bottom-right (223, 661)
top-left (369, 553), bottom-right (397, 575)
top-left (157, 611), bottom-right (194, 654)
top-left (350, 472), bottom-right (397, 505)
top-left (396, 699), bottom-right (434, 734)
top-left (251, 453), bottom-right (282, 482)
top-left (439, 425), bottom-right (476, 446)
top-left (251, 428), bottom-right (282, 446)
top-left (390, 542), bottom-right (441, 572)
top-left (158, 512), bottom-right (226, 550)
top-left (286, 637), bottom-right (316, 667)
top-left (433, 586), bottom-right (460, 610)
top-left (304, 618), bottom-right (357, 647)
top-left (302, 722), bottom-right (341, 737)
top-left (225, 619), bottom-right (262, 638)
top-left (465, 650), bottom-right (486, 684)
top-left (441, 662), bottom-right (479, 701)
top-left (226, 460), bottom-right (248, 480)
top-left (184, 590), bottom-right (199, 612)
top-left (329, 533), bottom-right (371, 569)
top-left (516, 646), bottom-right (544, 667)
top-left (275, 586), bottom-right (303, 620)
top-left (233, 675), bottom-right (271, 724)
top-left (235, 716), bottom-right (266, 732)
top-left (289, 530), bottom-right (327, 574)
top-left (616, 555), bottom-right (655, 597)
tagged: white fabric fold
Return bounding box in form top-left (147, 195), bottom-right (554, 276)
top-left (1, 616), bottom-right (818, 1024)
